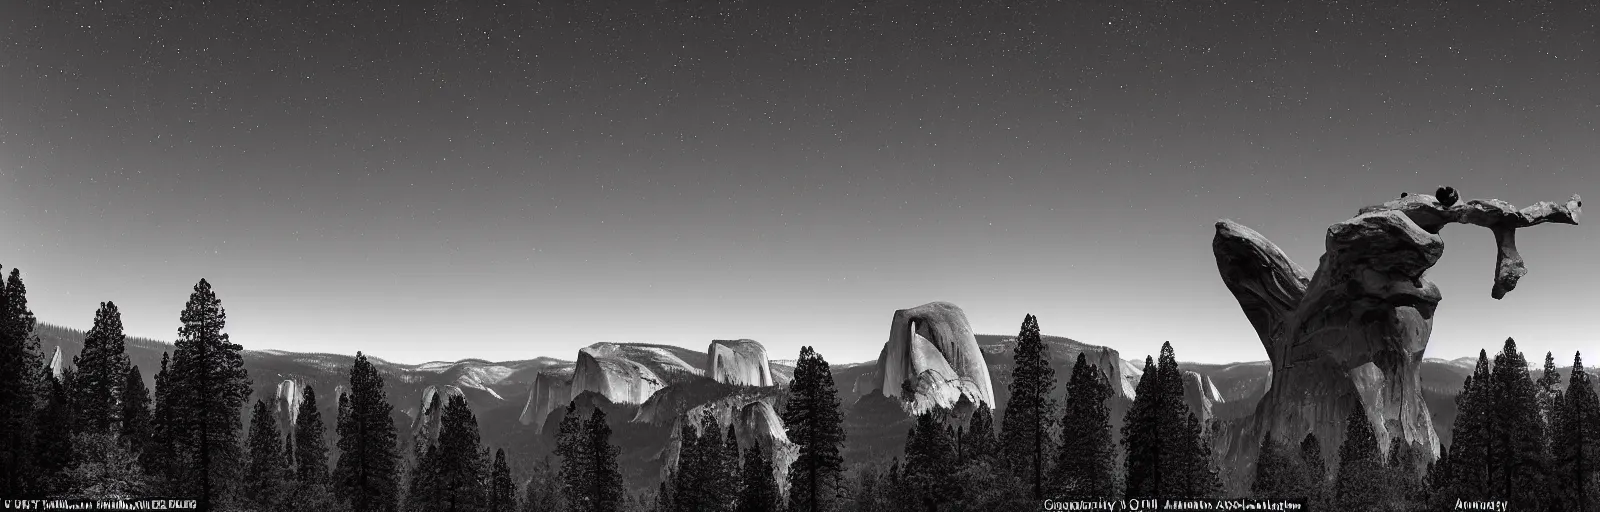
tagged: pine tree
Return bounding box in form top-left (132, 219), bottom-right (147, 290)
top-left (736, 440), bottom-right (780, 512)
top-left (245, 399), bottom-right (289, 510)
top-left (997, 314), bottom-right (1056, 502)
top-left (584, 408), bottom-right (625, 512)
top-left (490, 449), bottom-right (517, 512)
top-left (431, 394), bottom-right (488, 512)
top-left (1298, 433), bottom-right (1327, 509)
top-left (1487, 338), bottom-right (1548, 510)
top-left (295, 385), bottom-right (330, 485)
top-left (1448, 350), bottom-right (1493, 501)
top-left (169, 279), bottom-right (252, 508)
top-left (143, 352), bottom-right (177, 490)
top-left (783, 346), bottom-right (847, 512)
top-left (1052, 353), bottom-right (1116, 499)
top-left (521, 456), bottom-right (563, 512)
top-left (1554, 352), bottom-right (1600, 512)
top-left (70, 301), bottom-right (131, 435)
top-left (1122, 356), bottom-right (1162, 499)
top-left (118, 363), bottom-right (151, 457)
top-left (335, 352), bottom-right (402, 512)
top-left (1176, 412), bottom-right (1221, 499)
top-left (556, 402), bottom-right (592, 509)
top-left (0, 266), bottom-right (43, 497)
top-left (34, 372), bottom-right (76, 497)
top-left (902, 408), bottom-right (956, 511)
top-left (1334, 407), bottom-right (1385, 510)
top-left (1538, 352), bottom-right (1565, 449)
top-left (1251, 431), bottom-right (1288, 499)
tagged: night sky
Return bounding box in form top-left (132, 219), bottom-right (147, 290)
top-left (1, 0), bottom-right (1594, 365)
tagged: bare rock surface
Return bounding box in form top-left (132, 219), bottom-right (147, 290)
top-left (1212, 189), bottom-right (1580, 484)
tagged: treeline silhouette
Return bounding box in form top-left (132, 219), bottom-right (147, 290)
top-left (3, 263), bottom-right (1597, 511)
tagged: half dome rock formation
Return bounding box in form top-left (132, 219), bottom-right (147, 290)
top-left (707, 339), bottom-right (774, 387)
top-left (876, 302), bottom-right (995, 415)
top-left (1212, 189), bottom-right (1581, 479)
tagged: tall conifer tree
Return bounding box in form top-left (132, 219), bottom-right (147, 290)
top-left (1333, 407), bottom-right (1385, 510)
top-left (490, 449), bottom-right (517, 512)
top-left (965, 401), bottom-right (996, 462)
top-left (1554, 352), bottom-right (1600, 512)
top-left (34, 372), bottom-right (76, 496)
top-left (143, 352), bottom-right (177, 490)
top-left (556, 402), bottom-right (592, 509)
top-left (1122, 356), bottom-right (1162, 499)
top-left (998, 314), bottom-right (1056, 502)
top-left (119, 364), bottom-right (152, 454)
top-left (295, 385), bottom-right (330, 485)
top-left (902, 409), bottom-right (956, 510)
top-left (735, 441), bottom-right (779, 512)
top-left (1449, 350), bottom-right (1493, 501)
top-left (244, 399), bottom-right (288, 510)
top-left (0, 266), bottom-right (43, 497)
top-left (1487, 338), bottom-right (1547, 510)
top-left (431, 394), bottom-right (488, 512)
top-left (70, 302), bottom-right (131, 435)
top-left (335, 352), bottom-right (402, 512)
top-left (1053, 353), bottom-right (1116, 498)
top-left (169, 279), bottom-right (252, 508)
top-left (1299, 433), bottom-right (1327, 509)
top-left (584, 408), bottom-right (625, 512)
top-left (783, 346), bottom-right (846, 512)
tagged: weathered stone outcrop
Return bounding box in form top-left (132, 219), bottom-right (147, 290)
top-left (519, 343), bottom-right (696, 433)
top-left (1213, 189), bottom-right (1580, 480)
top-left (1182, 371), bottom-right (1219, 423)
top-left (410, 384), bottom-right (465, 447)
top-left (876, 302), bottom-right (995, 414)
top-left (519, 366), bottom-right (575, 431)
top-left (275, 379), bottom-right (302, 430)
top-left (661, 399), bottom-right (796, 497)
top-left (1091, 346), bottom-right (1135, 401)
top-left (46, 346), bottom-right (63, 379)
top-left (707, 339), bottom-right (774, 387)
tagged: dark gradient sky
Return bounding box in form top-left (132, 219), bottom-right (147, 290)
top-left (1, 0), bottom-right (1594, 365)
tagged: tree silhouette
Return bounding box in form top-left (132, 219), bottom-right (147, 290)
top-left (118, 364), bottom-right (151, 461)
top-left (735, 440), bottom-right (780, 512)
top-left (998, 314), bottom-right (1056, 502)
top-left (902, 408), bottom-right (956, 511)
top-left (1554, 352), bottom-right (1600, 512)
top-left (169, 279), bottom-right (252, 509)
top-left (1052, 353), bottom-right (1116, 499)
top-left (783, 346), bottom-right (846, 512)
top-left (244, 399), bottom-right (288, 510)
top-left (1333, 407), bottom-right (1384, 510)
top-left (0, 267), bottom-right (43, 497)
top-left (490, 449), bottom-right (517, 512)
top-left (334, 352), bottom-right (402, 512)
top-left (70, 302), bottom-right (130, 435)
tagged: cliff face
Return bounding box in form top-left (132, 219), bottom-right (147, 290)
top-left (707, 339), bottom-right (774, 387)
top-left (876, 302), bottom-right (995, 414)
top-left (410, 384), bottom-right (466, 447)
top-left (1182, 371), bottom-right (1217, 423)
top-left (519, 341), bottom-right (721, 433)
top-left (519, 367), bottom-right (576, 431)
top-left (660, 399), bottom-right (797, 497)
top-left (1212, 189), bottom-right (1581, 484)
top-left (275, 379), bottom-right (302, 431)
top-left (573, 347), bottom-right (668, 406)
